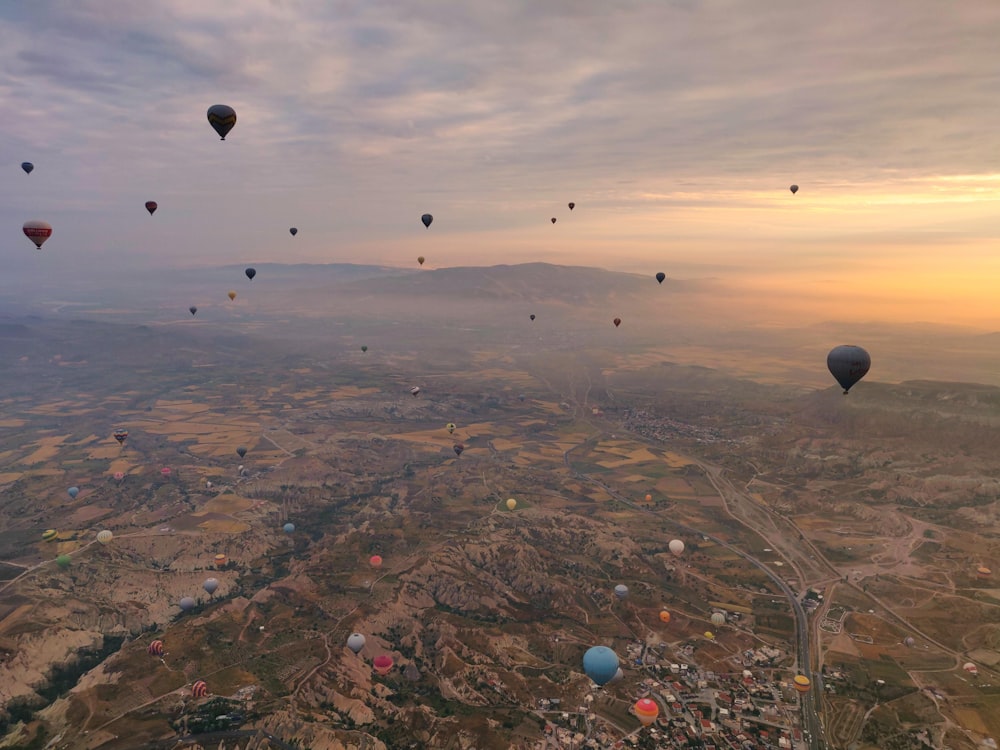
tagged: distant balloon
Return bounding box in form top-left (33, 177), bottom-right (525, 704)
top-left (21, 162), bottom-right (33, 174)
top-left (827, 345), bottom-right (871, 394)
top-left (373, 654), bottom-right (394, 675)
top-left (213, 553), bottom-right (227, 566)
top-left (583, 646), bottom-right (619, 686)
top-left (790, 184), bottom-right (799, 194)
top-left (113, 428), bottom-right (129, 445)
top-left (551, 217), bottom-right (557, 224)
top-left (189, 306), bottom-right (197, 316)
top-left (518, 394), bottom-right (526, 402)
top-left (113, 471), bottom-right (125, 481)
top-left (410, 386), bottom-right (420, 397)
top-left (228, 291), bottom-right (237, 301)
top-left (613, 318), bottom-right (621, 328)
top-left (203, 577), bottom-right (219, 595)
top-left (704, 631), bottom-right (715, 640)
top-left (145, 201), bottom-right (158, 215)
top-left (283, 522), bottom-right (295, 533)
top-left (148, 640), bottom-right (164, 656)
top-left (23, 220), bottom-right (52, 249)
top-left (207, 104), bottom-right (237, 140)
top-left (635, 698), bottom-right (659, 726)
top-left (236, 446), bottom-right (247, 458)
top-left (370, 554), bottom-right (383, 569)
top-left (669, 539), bottom-right (684, 556)
top-left (160, 467), bottom-right (171, 478)
top-left (453, 443), bottom-right (465, 457)
top-left (506, 498), bottom-right (517, 510)
top-left (56, 554), bottom-right (72, 569)
top-left (568, 202), bottom-right (575, 210)
top-left (711, 612), bottom-right (726, 627)
top-left (645, 493), bottom-right (652, 503)
top-left (289, 227), bottom-right (298, 236)
top-left (793, 674), bottom-right (811, 692)
top-left (417, 256), bottom-right (425, 266)
top-left (347, 633), bottom-right (366, 654)
top-left (42, 529), bottom-right (57, 541)
top-left (421, 213), bottom-right (433, 228)
top-left (361, 345), bottom-right (368, 353)
top-left (67, 486), bottom-right (79, 499)
top-left (446, 423), bottom-right (456, 434)
top-left (530, 314), bottom-right (536, 321)
top-left (659, 610), bottom-right (671, 624)
top-left (191, 680), bottom-right (209, 698)
top-left (245, 267), bottom-right (256, 280)
top-left (614, 584), bottom-right (629, 600)
top-left (609, 667), bottom-right (624, 684)
top-left (904, 636), bottom-right (915, 647)
top-left (179, 596), bottom-right (196, 611)
top-left (655, 272), bottom-right (666, 284)
top-left (97, 530), bottom-right (113, 545)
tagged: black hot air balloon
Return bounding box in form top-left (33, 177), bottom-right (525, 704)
top-left (790, 184), bottom-right (799, 194)
top-left (245, 267), bottom-right (256, 280)
top-left (530, 314), bottom-right (536, 321)
top-left (453, 443), bottom-right (465, 457)
top-left (145, 201), bottom-right (158, 215)
top-left (189, 306), bottom-right (197, 316)
top-left (568, 202), bottom-right (575, 210)
top-left (655, 272), bottom-right (666, 284)
top-left (421, 214), bottom-right (433, 228)
top-left (236, 446), bottom-right (247, 458)
top-left (289, 227), bottom-right (298, 236)
top-left (551, 217), bottom-right (557, 224)
top-left (21, 162), bottom-right (33, 174)
top-left (613, 318), bottom-right (622, 328)
top-left (207, 104), bottom-right (237, 140)
top-left (827, 345), bottom-right (870, 394)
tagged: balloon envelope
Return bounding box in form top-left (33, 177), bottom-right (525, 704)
top-left (530, 314), bottom-right (536, 321)
top-left (347, 633), bottom-right (366, 654)
top-left (827, 345), bottom-right (871, 394)
top-left (506, 498), bottom-right (517, 510)
top-left (711, 612), bottom-right (726, 627)
top-left (613, 318), bottom-right (621, 327)
top-left (236, 446), bottom-right (247, 458)
top-left (659, 610), bottom-right (671, 624)
top-left (361, 345), bottom-right (367, 352)
top-left (370, 554), bottom-right (383, 568)
top-left (421, 213), bottom-right (433, 228)
top-left (203, 577), bottom-right (219, 594)
top-left (283, 522), bottom-right (295, 533)
top-left (97, 530), bottom-right (113, 544)
top-left (373, 654), bottom-right (394, 675)
top-left (179, 596), bottom-right (196, 611)
top-left (635, 698), bottom-right (659, 726)
top-left (228, 291), bottom-right (236, 301)
top-left (551, 217), bottom-right (557, 224)
top-left (417, 256), bottom-right (425, 266)
top-left (614, 584), bottom-right (629, 599)
top-left (568, 202), bottom-right (575, 210)
top-left (453, 443), bottom-right (464, 457)
top-left (583, 646), bottom-right (619, 686)
top-left (245, 267), bottom-right (256, 280)
top-left (189, 306), bottom-right (197, 316)
top-left (67, 486), bottom-right (79, 499)
top-left (21, 162), bottom-right (33, 174)
top-left (145, 201), bottom-right (158, 215)
top-left (790, 184), bottom-right (799, 194)
top-left (207, 104), bottom-right (237, 140)
top-left (669, 539), bottom-right (684, 556)
top-left (655, 272), bottom-right (666, 284)
top-left (113, 471), bottom-right (125, 481)
top-left (23, 220), bottom-right (52, 249)
top-left (289, 227), bottom-right (298, 236)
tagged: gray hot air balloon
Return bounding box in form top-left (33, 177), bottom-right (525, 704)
top-left (421, 213), bottom-right (433, 228)
top-left (614, 584), bottom-right (629, 600)
top-left (203, 577), bottom-right (219, 595)
top-left (179, 596), bottom-right (196, 611)
top-left (827, 345), bottom-right (871, 394)
top-left (347, 633), bottom-right (366, 654)
top-left (207, 104), bottom-right (237, 140)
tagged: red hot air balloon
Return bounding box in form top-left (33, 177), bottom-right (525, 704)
top-left (370, 554), bottom-right (383, 568)
top-left (113, 429), bottom-right (129, 445)
top-left (613, 318), bottom-right (621, 328)
top-left (23, 220), bottom-right (52, 249)
top-left (160, 467), bottom-right (172, 478)
top-left (191, 680), bottom-right (209, 697)
top-left (148, 640), bottom-right (164, 656)
top-left (145, 201), bottom-right (158, 215)
top-left (373, 654), bottom-right (394, 675)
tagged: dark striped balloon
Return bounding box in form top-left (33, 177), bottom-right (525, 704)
top-left (207, 105), bottom-right (237, 140)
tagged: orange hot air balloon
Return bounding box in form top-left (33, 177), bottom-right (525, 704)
top-left (793, 674), bottom-right (811, 693)
top-left (634, 698), bottom-right (659, 726)
top-left (613, 318), bottom-right (621, 328)
top-left (228, 291), bottom-right (237, 301)
top-left (214, 553), bottom-right (227, 566)
top-left (645, 493), bottom-right (652, 503)
top-left (659, 610), bottom-right (671, 624)
top-left (191, 680), bottom-right (209, 698)
top-left (370, 554), bottom-right (383, 569)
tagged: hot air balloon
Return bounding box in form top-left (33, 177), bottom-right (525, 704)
top-left (613, 318), bottom-right (621, 327)
top-left (793, 674), bottom-right (811, 692)
top-left (551, 217), bottom-right (557, 224)
top-left (529, 314), bottom-right (536, 321)
top-left (827, 345), bottom-right (871, 394)
top-left (583, 646), bottom-right (619, 686)
top-left (446, 423), bottom-right (456, 434)
top-left (148, 640), bottom-right (164, 656)
top-left (977, 566), bottom-right (992, 579)
top-left (711, 612), bottom-right (726, 627)
top-left (21, 162), bottom-right (33, 174)
top-left (113, 428), bottom-right (128, 445)
top-left (283, 522), bottom-right (295, 533)
top-left (655, 272), bottom-right (666, 284)
top-left (417, 256), bottom-right (425, 266)
top-left (67, 486), bottom-right (79, 499)
top-left (42, 529), bottom-right (58, 541)
top-left (361, 345), bottom-right (368, 353)
top-left (370, 554), bottom-right (383, 569)
top-left (228, 291), bottom-right (236, 301)
top-left (179, 596), bottom-right (196, 611)
top-left (518, 394), bottom-right (526, 402)
top-left (963, 662), bottom-right (979, 675)
top-left (214, 553), bottom-right (227, 566)
top-left (410, 386), bottom-right (420, 396)
top-left (506, 498), bottom-right (517, 510)
top-left (373, 654), bottom-right (394, 675)
top-left (568, 202), bottom-right (575, 210)
top-left (191, 680), bottom-right (209, 698)
top-left (97, 530), bottom-right (113, 544)
top-left (614, 584), bottom-right (629, 599)
top-left (347, 633), bottom-right (366, 654)
top-left (289, 227), bottom-right (298, 236)
top-left (236, 446), bottom-right (247, 458)
top-left (145, 201), bottom-right (158, 216)
top-left (56, 554), bottom-right (71, 569)
top-left (453, 443), bottom-right (465, 457)
top-left (669, 539), bottom-right (684, 556)
top-left (160, 467), bottom-right (171, 478)
top-left (203, 577), bottom-right (219, 595)
top-left (113, 471), bottom-right (125, 481)
top-left (645, 494), bottom-right (652, 503)
top-left (245, 267), bottom-right (256, 280)
top-left (207, 104), bottom-right (237, 140)
top-left (609, 667), bottom-right (624, 684)
top-left (23, 220), bottom-right (52, 249)
top-left (790, 184), bottom-right (799, 194)
top-left (189, 306), bottom-right (197, 316)
top-left (659, 610), bottom-right (671, 624)
top-left (904, 636), bottom-right (915, 647)
top-left (704, 631), bottom-right (715, 640)
top-left (421, 214), bottom-right (433, 228)
top-left (635, 698), bottom-right (659, 726)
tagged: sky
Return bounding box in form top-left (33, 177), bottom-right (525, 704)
top-left (3, 1), bottom-right (1000, 326)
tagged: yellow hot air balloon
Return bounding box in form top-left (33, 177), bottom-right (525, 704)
top-left (704, 631), bottom-right (715, 640)
top-left (506, 498), bottom-right (517, 510)
top-left (793, 674), bottom-right (811, 693)
top-left (227, 291), bottom-right (237, 301)
top-left (42, 529), bottom-right (58, 541)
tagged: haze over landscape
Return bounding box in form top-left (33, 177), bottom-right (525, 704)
top-left (4, 3), bottom-right (1000, 750)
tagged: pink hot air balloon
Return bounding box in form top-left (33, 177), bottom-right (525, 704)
top-left (113, 471), bottom-right (125, 481)
top-left (160, 467), bottom-right (172, 477)
top-left (373, 654), bottom-right (394, 675)
top-left (370, 554), bottom-right (383, 569)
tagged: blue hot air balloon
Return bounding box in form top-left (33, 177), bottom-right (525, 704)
top-left (21, 162), bottom-right (34, 175)
top-left (67, 486), bottom-right (79, 499)
top-left (283, 523), bottom-right (295, 534)
top-left (583, 646), bottom-right (619, 686)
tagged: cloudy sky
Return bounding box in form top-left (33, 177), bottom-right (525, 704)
top-left (3, 1), bottom-right (1000, 325)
